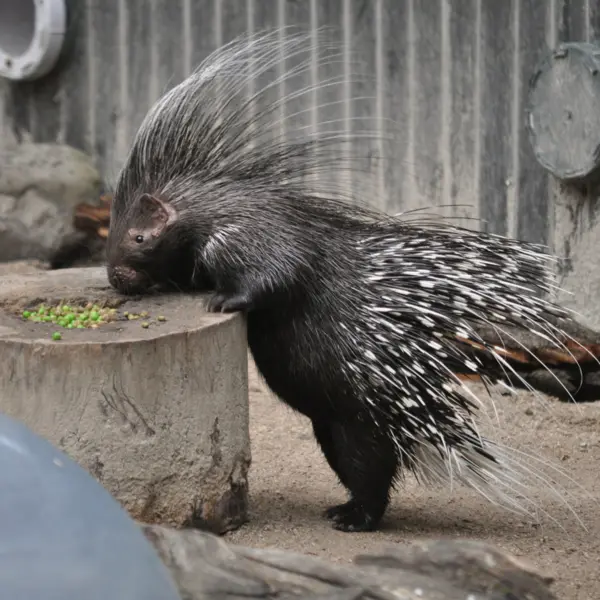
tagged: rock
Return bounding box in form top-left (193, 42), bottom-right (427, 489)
top-left (0, 413), bottom-right (181, 600)
top-left (0, 143), bottom-right (101, 262)
top-left (0, 266), bottom-right (250, 533)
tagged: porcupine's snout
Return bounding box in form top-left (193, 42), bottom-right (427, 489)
top-left (107, 264), bottom-right (152, 295)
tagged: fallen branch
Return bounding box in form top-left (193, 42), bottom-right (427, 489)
top-left (141, 524), bottom-right (557, 600)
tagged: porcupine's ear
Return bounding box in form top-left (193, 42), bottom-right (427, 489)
top-left (137, 194), bottom-right (178, 239)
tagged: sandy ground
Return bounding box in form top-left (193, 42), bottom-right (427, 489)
top-left (227, 359), bottom-right (600, 600)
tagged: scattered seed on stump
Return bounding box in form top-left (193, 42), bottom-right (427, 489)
top-left (18, 302), bottom-right (167, 337)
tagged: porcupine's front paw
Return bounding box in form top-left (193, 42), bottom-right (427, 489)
top-left (205, 292), bottom-right (251, 313)
top-left (324, 500), bottom-right (379, 532)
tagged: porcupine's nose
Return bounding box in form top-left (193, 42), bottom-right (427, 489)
top-left (107, 265), bottom-right (150, 295)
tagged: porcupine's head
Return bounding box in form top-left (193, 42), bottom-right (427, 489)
top-left (105, 190), bottom-right (199, 295)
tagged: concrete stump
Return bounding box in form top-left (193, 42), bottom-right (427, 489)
top-left (0, 267), bottom-right (250, 534)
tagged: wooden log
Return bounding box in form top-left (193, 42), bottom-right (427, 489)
top-left (48, 194), bottom-right (111, 269)
top-left (72, 193), bottom-right (112, 235)
top-left (142, 524), bottom-right (557, 600)
top-left (0, 267), bottom-right (251, 533)
top-left (451, 317), bottom-right (600, 402)
top-left (527, 42), bottom-right (600, 184)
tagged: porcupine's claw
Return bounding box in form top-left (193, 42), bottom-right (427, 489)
top-left (205, 292), bottom-right (252, 313)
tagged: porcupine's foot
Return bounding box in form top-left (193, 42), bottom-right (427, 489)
top-left (205, 291), bottom-right (252, 313)
top-left (323, 499), bottom-right (357, 521)
top-left (313, 417), bottom-right (398, 532)
top-left (328, 500), bottom-right (384, 532)
top-left (324, 500), bottom-right (381, 532)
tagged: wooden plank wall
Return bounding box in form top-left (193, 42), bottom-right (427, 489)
top-left (0, 0), bottom-right (595, 246)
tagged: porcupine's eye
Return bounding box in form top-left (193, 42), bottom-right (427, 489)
top-left (135, 235), bottom-right (144, 243)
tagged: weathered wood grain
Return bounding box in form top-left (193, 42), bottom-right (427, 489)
top-left (142, 523), bottom-right (557, 600)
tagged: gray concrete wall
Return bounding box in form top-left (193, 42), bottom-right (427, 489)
top-left (1, 0), bottom-right (600, 322)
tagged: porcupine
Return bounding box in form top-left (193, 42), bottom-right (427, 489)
top-left (106, 29), bottom-right (588, 532)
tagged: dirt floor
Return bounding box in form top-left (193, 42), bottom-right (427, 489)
top-left (227, 359), bottom-right (600, 600)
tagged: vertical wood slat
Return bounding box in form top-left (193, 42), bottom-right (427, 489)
top-left (317, 0), bottom-right (347, 203)
top-left (562, 0), bottom-right (589, 41)
top-left (88, 0), bottom-right (119, 182)
top-left (221, 1), bottom-right (250, 45)
top-left (7, 76), bottom-right (33, 143)
top-left (154, 0), bottom-right (185, 103)
top-left (0, 81), bottom-right (7, 142)
top-left (250, 0), bottom-right (284, 150)
top-left (589, 0), bottom-right (600, 41)
top-left (381, 0), bottom-right (409, 214)
top-left (347, 0), bottom-right (384, 210)
top-left (189, 0), bottom-right (216, 72)
top-left (515, 0), bottom-right (551, 245)
top-left (29, 51), bottom-right (62, 143)
top-left (126, 2), bottom-right (152, 154)
top-left (478, 2), bottom-right (513, 236)
top-left (62, 0), bottom-right (90, 152)
top-left (280, 0), bottom-right (312, 140)
top-left (30, 0), bottom-right (87, 144)
top-left (448, 0), bottom-right (479, 224)
top-left (411, 1), bottom-right (443, 211)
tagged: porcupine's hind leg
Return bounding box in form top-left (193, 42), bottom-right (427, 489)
top-left (315, 418), bottom-right (399, 532)
top-left (311, 420), bottom-right (360, 521)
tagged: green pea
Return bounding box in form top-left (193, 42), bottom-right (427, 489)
top-left (22, 310), bottom-right (31, 318)
top-left (90, 311), bottom-right (99, 321)
top-left (51, 332), bottom-right (62, 341)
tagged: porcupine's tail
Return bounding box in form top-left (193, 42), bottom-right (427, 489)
top-left (355, 223), bottom-right (598, 529)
